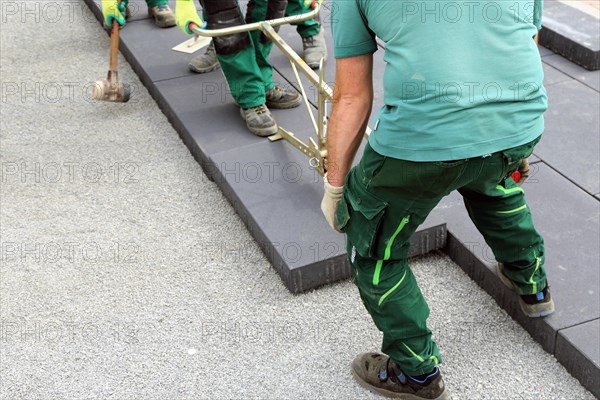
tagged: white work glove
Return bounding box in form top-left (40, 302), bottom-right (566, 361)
top-left (321, 173), bottom-right (344, 233)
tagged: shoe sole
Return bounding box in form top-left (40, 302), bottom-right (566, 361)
top-left (496, 263), bottom-right (555, 318)
top-left (149, 12), bottom-right (176, 28)
top-left (266, 96), bottom-right (303, 110)
top-left (351, 368), bottom-right (450, 400)
top-left (153, 19), bottom-right (176, 28)
top-left (188, 62), bottom-right (221, 74)
top-left (239, 108), bottom-right (279, 137)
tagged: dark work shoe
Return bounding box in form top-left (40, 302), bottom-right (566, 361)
top-left (148, 4), bottom-right (176, 28)
top-left (239, 105), bottom-right (278, 137)
top-left (189, 42), bottom-right (220, 74)
top-left (497, 263), bottom-right (555, 318)
top-left (265, 85), bottom-right (302, 109)
top-left (351, 353), bottom-right (449, 399)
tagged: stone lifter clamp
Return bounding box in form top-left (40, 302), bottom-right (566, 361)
top-left (189, 2), bottom-right (370, 177)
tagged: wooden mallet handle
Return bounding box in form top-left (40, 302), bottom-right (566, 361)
top-left (109, 20), bottom-right (120, 73)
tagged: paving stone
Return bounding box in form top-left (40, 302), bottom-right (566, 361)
top-left (555, 319), bottom-right (600, 399)
top-left (542, 62), bottom-right (573, 87)
top-left (529, 154), bottom-right (541, 164)
top-left (118, 20), bottom-right (201, 83)
top-left (152, 71), bottom-right (306, 173)
top-left (538, 45), bottom-right (555, 58)
top-left (209, 139), bottom-right (446, 293)
top-left (539, 0), bottom-right (600, 70)
top-left (439, 163), bottom-right (600, 352)
top-left (534, 80), bottom-right (600, 195)
top-left (84, 0), bottom-right (203, 84)
top-left (544, 54), bottom-right (600, 92)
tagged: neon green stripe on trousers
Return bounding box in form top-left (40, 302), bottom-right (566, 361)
top-left (373, 216), bottom-right (410, 285)
top-left (402, 341), bottom-right (439, 365)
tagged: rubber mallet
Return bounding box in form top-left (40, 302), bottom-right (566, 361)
top-left (92, 11), bottom-right (130, 103)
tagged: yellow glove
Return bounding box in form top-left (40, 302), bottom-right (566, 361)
top-left (101, 0), bottom-right (126, 27)
top-left (303, 0), bottom-right (322, 8)
top-left (321, 173), bottom-right (344, 233)
top-left (175, 0), bottom-right (204, 35)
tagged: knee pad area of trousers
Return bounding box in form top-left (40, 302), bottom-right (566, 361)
top-left (204, 2), bottom-right (250, 55)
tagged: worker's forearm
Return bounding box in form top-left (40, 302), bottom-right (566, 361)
top-left (327, 96), bottom-right (372, 187)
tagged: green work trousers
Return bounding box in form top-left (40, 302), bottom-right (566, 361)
top-left (285, 0), bottom-right (320, 38)
top-left (201, 1), bottom-right (275, 109)
top-left (203, 0), bottom-right (320, 108)
top-left (336, 137), bottom-right (546, 376)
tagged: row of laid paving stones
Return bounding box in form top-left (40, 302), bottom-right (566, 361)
top-left (540, 0), bottom-right (600, 70)
top-left (83, 1), bottom-right (599, 397)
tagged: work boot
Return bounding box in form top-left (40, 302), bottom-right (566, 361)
top-left (302, 30), bottom-right (328, 69)
top-left (497, 263), bottom-right (555, 318)
top-left (239, 104), bottom-right (278, 137)
top-left (189, 42), bottom-right (220, 74)
top-left (148, 4), bottom-right (176, 28)
top-left (265, 85), bottom-right (302, 109)
top-left (351, 353), bottom-right (450, 399)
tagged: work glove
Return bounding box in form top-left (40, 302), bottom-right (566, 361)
top-left (321, 173), bottom-right (344, 233)
top-left (303, 0), bottom-right (322, 8)
top-left (175, 0), bottom-right (205, 35)
top-left (511, 158), bottom-right (530, 186)
top-left (102, 0), bottom-right (127, 27)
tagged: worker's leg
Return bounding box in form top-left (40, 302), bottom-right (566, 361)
top-left (284, 0), bottom-right (320, 38)
top-left (458, 137), bottom-right (547, 295)
top-left (337, 144), bottom-right (474, 376)
top-left (201, 0), bottom-right (265, 109)
top-left (285, 0), bottom-right (325, 69)
top-left (245, 0), bottom-right (288, 92)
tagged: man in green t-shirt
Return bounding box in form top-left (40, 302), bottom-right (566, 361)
top-left (320, 1), bottom-right (552, 398)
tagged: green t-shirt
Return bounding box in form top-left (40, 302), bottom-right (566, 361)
top-left (331, 0), bottom-right (547, 161)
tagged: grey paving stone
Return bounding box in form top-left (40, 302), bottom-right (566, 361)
top-left (540, 0), bottom-right (600, 70)
top-left (534, 80), bottom-right (600, 195)
top-left (152, 72), bottom-right (298, 173)
top-left (544, 54), bottom-right (600, 92)
top-left (439, 163), bottom-right (600, 352)
top-left (118, 19), bottom-right (204, 83)
top-left (539, 45), bottom-right (555, 58)
top-left (209, 138), bottom-right (446, 293)
top-left (529, 154), bottom-right (541, 164)
top-left (555, 319), bottom-right (600, 399)
top-left (83, 0), bottom-right (203, 84)
top-left (543, 62), bottom-right (573, 87)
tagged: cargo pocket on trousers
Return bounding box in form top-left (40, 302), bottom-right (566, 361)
top-left (336, 185), bottom-right (388, 258)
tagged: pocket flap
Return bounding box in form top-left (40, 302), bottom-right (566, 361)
top-left (342, 185), bottom-right (388, 258)
top-left (346, 186), bottom-right (388, 220)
